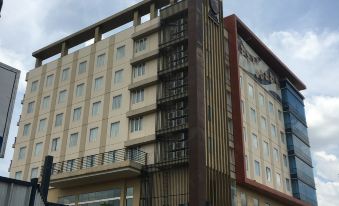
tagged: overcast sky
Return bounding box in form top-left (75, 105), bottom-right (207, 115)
top-left (1, 0), bottom-right (339, 205)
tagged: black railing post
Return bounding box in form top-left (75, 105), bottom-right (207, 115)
top-left (29, 178), bottom-right (38, 206)
top-left (41, 155), bottom-right (53, 202)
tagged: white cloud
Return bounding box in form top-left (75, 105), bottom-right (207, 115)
top-left (315, 177), bottom-right (339, 206)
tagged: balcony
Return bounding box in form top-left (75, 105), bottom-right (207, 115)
top-left (158, 84), bottom-right (188, 105)
top-left (49, 149), bottom-right (147, 188)
top-left (160, 29), bottom-right (187, 49)
top-left (158, 55), bottom-right (188, 76)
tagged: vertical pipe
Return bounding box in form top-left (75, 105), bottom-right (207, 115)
top-left (40, 155), bottom-right (53, 202)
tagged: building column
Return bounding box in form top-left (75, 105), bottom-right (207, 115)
top-left (150, 3), bottom-right (157, 19)
top-left (35, 58), bottom-right (42, 68)
top-left (133, 10), bottom-right (141, 26)
top-left (94, 27), bottom-right (102, 43)
top-left (61, 42), bottom-right (68, 57)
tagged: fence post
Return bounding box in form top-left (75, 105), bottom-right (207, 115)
top-left (41, 155), bottom-right (53, 202)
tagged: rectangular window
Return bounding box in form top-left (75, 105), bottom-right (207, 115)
top-left (259, 93), bottom-right (265, 106)
top-left (69, 133), bottom-right (78, 147)
top-left (85, 155), bottom-right (96, 168)
top-left (252, 133), bottom-right (258, 149)
top-left (73, 107), bottom-right (82, 121)
top-left (280, 132), bottom-right (286, 144)
top-left (110, 122), bottom-right (120, 138)
top-left (55, 113), bottom-right (63, 127)
top-left (241, 100), bottom-right (244, 115)
top-left (239, 76), bottom-right (243, 88)
top-left (276, 173), bottom-right (281, 187)
top-left (78, 61), bottom-right (87, 74)
top-left (261, 116), bottom-right (267, 130)
top-left (34, 142), bottom-right (42, 156)
top-left (253, 198), bottom-right (259, 206)
top-left (23, 123), bottom-right (31, 136)
top-left (269, 101), bottom-right (274, 113)
top-left (89, 127), bottom-right (98, 142)
top-left (61, 68), bottom-right (70, 81)
top-left (58, 90), bottom-right (67, 104)
top-left (46, 74), bottom-right (54, 87)
top-left (286, 178), bottom-right (291, 192)
top-left (250, 108), bottom-right (256, 123)
top-left (18, 147), bottom-right (26, 160)
top-left (248, 84), bottom-right (254, 98)
top-left (116, 46), bottom-right (125, 59)
top-left (266, 167), bottom-right (272, 182)
top-left (131, 89), bottom-right (144, 104)
top-left (31, 167), bottom-right (39, 179)
top-left (92, 101), bottom-right (101, 116)
top-left (27, 101), bottom-right (34, 113)
top-left (38, 118), bottom-right (47, 132)
top-left (76, 83), bottom-right (85, 97)
top-left (66, 159), bottom-right (75, 172)
top-left (243, 127), bottom-right (247, 142)
top-left (271, 124), bottom-right (277, 138)
top-left (96, 53), bottom-right (106, 67)
top-left (31, 80), bottom-right (39, 92)
top-left (15, 171), bottom-right (22, 180)
top-left (112, 95), bottom-right (122, 110)
top-left (278, 110), bottom-right (283, 121)
top-left (94, 76), bottom-right (103, 91)
top-left (240, 192), bottom-right (247, 206)
top-left (133, 63), bottom-right (146, 78)
top-left (51, 137), bottom-right (60, 152)
top-left (114, 69), bottom-right (123, 84)
top-left (273, 148), bottom-right (279, 162)
top-left (126, 187), bottom-right (134, 206)
top-left (42, 96), bottom-right (50, 109)
top-left (254, 160), bottom-right (260, 176)
top-left (283, 154), bottom-right (288, 167)
top-left (130, 117), bottom-right (143, 132)
top-left (245, 155), bottom-right (248, 171)
top-left (135, 38), bottom-right (147, 53)
top-left (263, 141), bottom-right (270, 157)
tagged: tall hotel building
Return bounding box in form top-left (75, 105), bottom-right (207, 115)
top-left (10, 0), bottom-right (317, 206)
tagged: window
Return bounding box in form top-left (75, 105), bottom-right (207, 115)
top-left (31, 167), bottom-right (38, 179)
top-left (259, 93), bottom-right (264, 106)
top-left (18, 147), bottom-right (26, 160)
top-left (250, 108), bottom-right (256, 123)
top-left (243, 127), bottom-right (247, 142)
top-left (254, 160), bottom-right (260, 176)
top-left (271, 124), bottom-right (277, 138)
top-left (76, 83), bottom-right (85, 97)
top-left (42, 96), bottom-right (50, 109)
top-left (94, 76), bottom-right (103, 91)
top-left (15, 171), bottom-right (22, 180)
top-left (248, 84), bottom-right (254, 98)
top-left (61, 68), bottom-right (70, 81)
top-left (55, 113), bottom-right (63, 127)
top-left (273, 148), bottom-right (279, 162)
top-left (58, 90), bottom-right (67, 104)
top-left (114, 69), bottom-right (123, 84)
top-left (46, 74), bottom-right (54, 87)
top-left (112, 95), bottom-right (122, 110)
top-left (278, 110), bottom-right (283, 121)
top-left (276, 173), bottom-right (281, 187)
top-left (116, 46), bottom-right (125, 59)
top-left (31, 80), bottom-right (39, 92)
top-left (23, 123), bottom-right (31, 136)
top-left (27, 101), bottom-right (34, 113)
top-left (252, 133), bottom-right (258, 149)
top-left (269, 101), bottom-right (274, 113)
top-left (34, 142), bottom-right (42, 156)
top-left (286, 178), bottom-right (291, 192)
top-left (51, 137), bottom-right (60, 152)
top-left (263, 141), bottom-right (270, 157)
top-left (261, 116), bottom-right (267, 130)
top-left (283, 154), bottom-right (288, 167)
top-left (78, 61), bottom-right (87, 74)
top-left (130, 117), bottom-right (143, 132)
top-left (92, 101), bottom-right (101, 116)
top-left (73, 107), bottom-right (82, 121)
top-left (266, 167), bottom-right (272, 182)
top-left (131, 89), bottom-right (144, 104)
top-left (69, 133), bottom-right (78, 147)
top-left (280, 132), bottom-right (286, 144)
top-left (245, 155), bottom-right (248, 171)
top-left (240, 192), bottom-right (247, 206)
top-left (77, 189), bottom-right (121, 205)
top-left (85, 155), bottom-right (96, 168)
top-left (133, 63), bottom-right (145, 78)
top-left (126, 187), bottom-right (134, 206)
top-left (66, 159), bottom-right (75, 172)
top-left (239, 76), bottom-right (243, 88)
top-left (96, 53), bottom-right (106, 67)
top-left (38, 118), bottom-right (47, 132)
top-left (253, 198), bottom-right (259, 206)
top-left (89, 127), bottom-right (98, 142)
top-left (135, 38), bottom-right (147, 53)
top-left (110, 122), bottom-right (120, 138)
top-left (241, 100), bottom-right (244, 115)
top-left (265, 203), bottom-right (271, 206)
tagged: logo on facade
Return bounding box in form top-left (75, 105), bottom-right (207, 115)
top-left (209, 0), bottom-right (220, 23)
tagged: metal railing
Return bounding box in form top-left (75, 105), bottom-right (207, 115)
top-left (51, 148), bottom-right (147, 175)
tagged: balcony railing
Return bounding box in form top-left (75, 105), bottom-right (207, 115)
top-left (158, 84), bottom-right (188, 104)
top-left (160, 29), bottom-right (187, 49)
top-left (51, 149), bottom-right (147, 175)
